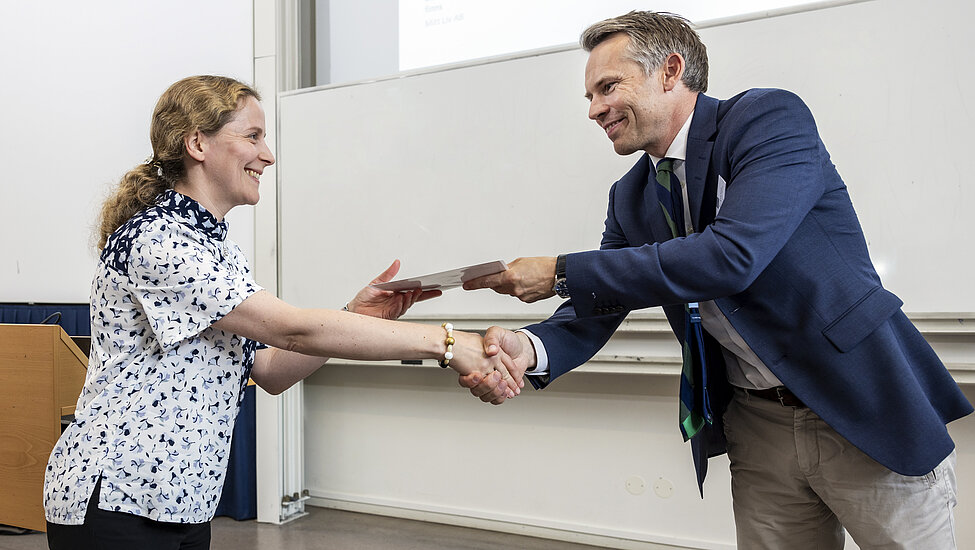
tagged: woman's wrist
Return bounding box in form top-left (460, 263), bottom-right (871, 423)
top-left (437, 322), bottom-right (454, 368)
top-left (447, 330), bottom-right (486, 375)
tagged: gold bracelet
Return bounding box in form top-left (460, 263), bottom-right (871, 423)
top-left (438, 322), bottom-right (454, 368)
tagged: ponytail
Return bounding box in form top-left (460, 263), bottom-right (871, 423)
top-left (96, 162), bottom-right (172, 250)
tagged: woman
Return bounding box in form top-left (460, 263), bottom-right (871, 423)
top-left (44, 75), bottom-right (516, 550)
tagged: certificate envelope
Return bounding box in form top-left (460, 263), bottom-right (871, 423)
top-left (371, 260), bottom-right (507, 292)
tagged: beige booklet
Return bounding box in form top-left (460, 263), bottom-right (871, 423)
top-left (371, 260), bottom-right (507, 292)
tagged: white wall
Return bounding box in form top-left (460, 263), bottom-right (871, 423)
top-left (0, 2), bottom-right (255, 303)
top-left (303, 328), bottom-right (741, 549)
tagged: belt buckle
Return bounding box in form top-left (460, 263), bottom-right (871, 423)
top-left (774, 387), bottom-right (789, 407)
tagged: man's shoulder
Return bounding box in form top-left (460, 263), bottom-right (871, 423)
top-left (717, 88), bottom-right (807, 120)
top-left (711, 88), bottom-right (817, 153)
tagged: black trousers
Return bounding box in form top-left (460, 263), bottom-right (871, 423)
top-left (47, 478), bottom-right (211, 550)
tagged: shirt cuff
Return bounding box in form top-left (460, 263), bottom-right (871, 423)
top-left (517, 328), bottom-right (549, 375)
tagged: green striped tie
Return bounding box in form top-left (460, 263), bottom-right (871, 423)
top-left (655, 158), bottom-right (712, 441)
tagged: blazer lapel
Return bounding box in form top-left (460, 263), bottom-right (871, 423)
top-left (686, 94), bottom-right (719, 231)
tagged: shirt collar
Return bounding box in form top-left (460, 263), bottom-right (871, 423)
top-left (156, 189), bottom-right (229, 241)
top-left (648, 109), bottom-right (695, 169)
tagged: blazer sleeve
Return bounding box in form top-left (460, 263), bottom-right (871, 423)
top-left (567, 89), bottom-right (829, 317)
top-left (523, 183), bottom-right (629, 388)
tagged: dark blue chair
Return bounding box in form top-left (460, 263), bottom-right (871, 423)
top-left (215, 384), bottom-right (257, 520)
top-left (0, 303), bottom-right (90, 336)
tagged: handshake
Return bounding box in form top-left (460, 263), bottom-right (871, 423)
top-left (449, 326), bottom-right (537, 406)
top-left (354, 257), bottom-right (561, 406)
top-left (454, 257), bottom-right (563, 405)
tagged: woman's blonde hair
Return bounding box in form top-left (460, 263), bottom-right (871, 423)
top-left (96, 75), bottom-right (260, 249)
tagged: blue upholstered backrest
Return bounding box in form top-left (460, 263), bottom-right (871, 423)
top-left (0, 303), bottom-right (91, 336)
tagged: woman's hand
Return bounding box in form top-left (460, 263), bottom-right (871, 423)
top-left (457, 326), bottom-right (533, 402)
top-left (347, 260), bottom-right (441, 319)
top-left (448, 330), bottom-right (520, 404)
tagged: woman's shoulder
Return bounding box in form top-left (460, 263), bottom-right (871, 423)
top-left (101, 205), bottom-right (207, 274)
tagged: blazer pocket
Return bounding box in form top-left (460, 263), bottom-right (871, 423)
top-left (822, 286), bottom-right (903, 353)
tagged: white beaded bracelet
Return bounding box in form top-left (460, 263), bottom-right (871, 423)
top-left (438, 322), bottom-right (454, 368)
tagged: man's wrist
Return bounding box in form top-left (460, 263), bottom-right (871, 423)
top-left (516, 329), bottom-right (544, 373)
top-left (552, 254), bottom-right (569, 299)
top-left (517, 331), bottom-right (538, 372)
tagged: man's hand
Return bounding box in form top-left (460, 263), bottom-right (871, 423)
top-left (458, 326), bottom-right (537, 404)
top-left (462, 257), bottom-right (558, 303)
top-left (347, 260), bottom-right (441, 319)
top-left (448, 330), bottom-right (518, 403)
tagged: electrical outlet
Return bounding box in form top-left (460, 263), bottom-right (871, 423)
top-left (625, 475), bottom-right (646, 495)
top-left (653, 477), bottom-right (674, 498)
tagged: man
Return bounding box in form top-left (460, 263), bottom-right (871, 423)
top-left (462, 11), bottom-right (972, 549)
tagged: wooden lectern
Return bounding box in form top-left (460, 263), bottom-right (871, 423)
top-left (0, 324), bottom-right (87, 532)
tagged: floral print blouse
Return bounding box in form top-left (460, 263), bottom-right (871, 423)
top-left (45, 190), bottom-right (263, 525)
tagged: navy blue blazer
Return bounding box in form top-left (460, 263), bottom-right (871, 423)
top-left (526, 89), bottom-right (972, 489)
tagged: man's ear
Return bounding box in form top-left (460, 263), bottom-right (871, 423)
top-left (660, 53), bottom-right (685, 92)
top-left (184, 129), bottom-right (206, 162)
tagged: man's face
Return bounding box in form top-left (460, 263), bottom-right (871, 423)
top-left (584, 33), bottom-right (670, 157)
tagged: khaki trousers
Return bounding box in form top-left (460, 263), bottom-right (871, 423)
top-left (724, 387), bottom-right (957, 549)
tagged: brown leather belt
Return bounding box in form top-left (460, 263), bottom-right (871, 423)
top-left (744, 386), bottom-right (806, 408)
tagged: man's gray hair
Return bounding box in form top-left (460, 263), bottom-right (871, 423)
top-left (580, 11), bottom-right (708, 93)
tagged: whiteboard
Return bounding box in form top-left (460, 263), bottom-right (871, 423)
top-left (397, 0), bottom-right (839, 71)
top-left (278, 48), bottom-right (635, 316)
top-left (279, 0), bottom-right (975, 315)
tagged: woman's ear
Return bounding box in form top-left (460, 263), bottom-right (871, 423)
top-left (184, 130), bottom-right (206, 162)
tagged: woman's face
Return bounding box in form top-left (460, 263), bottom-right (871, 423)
top-left (199, 96), bottom-right (275, 215)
